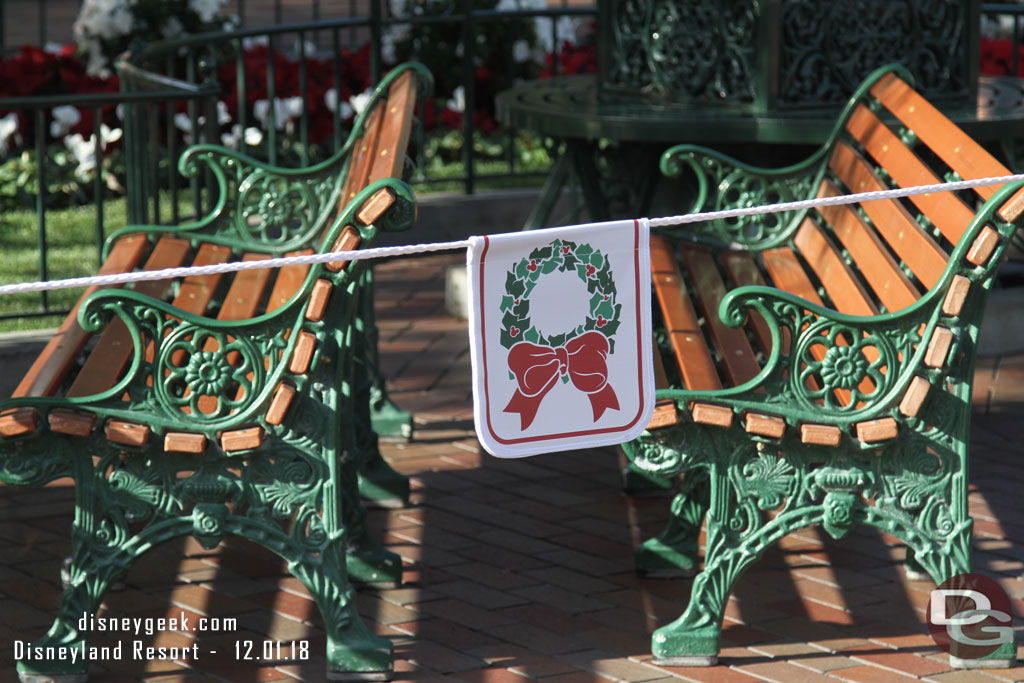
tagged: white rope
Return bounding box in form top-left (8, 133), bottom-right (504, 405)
top-left (2, 172), bottom-right (1022, 297)
top-left (648, 172), bottom-right (1024, 228)
top-left (0, 239), bottom-right (471, 296)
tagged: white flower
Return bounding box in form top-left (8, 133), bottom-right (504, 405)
top-left (348, 89), bottom-right (373, 117)
top-left (242, 35), bottom-right (268, 50)
top-left (293, 37), bottom-right (319, 57)
top-left (512, 39), bottom-right (531, 64)
top-left (65, 133), bottom-right (96, 177)
top-left (447, 86), bottom-right (465, 113)
top-left (188, 0), bottom-right (225, 23)
top-left (244, 126), bottom-right (263, 146)
top-left (380, 32), bottom-right (398, 65)
top-left (324, 89), bottom-right (354, 119)
top-left (0, 113), bottom-right (19, 157)
top-left (50, 106), bottom-right (82, 138)
top-left (101, 124), bottom-right (122, 146)
top-left (174, 113), bottom-right (199, 145)
top-left (253, 97), bottom-right (304, 130)
top-left (216, 100), bottom-right (231, 126)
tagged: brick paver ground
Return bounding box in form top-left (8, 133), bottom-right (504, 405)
top-left (1, 252), bottom-right (1023, 682)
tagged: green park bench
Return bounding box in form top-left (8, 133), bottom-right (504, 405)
top-left (0, 62), bottom-right (432, 682)
top-left (623, 64), bottom-right (1024, 668)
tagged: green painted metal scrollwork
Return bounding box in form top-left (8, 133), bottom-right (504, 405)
top-left (600, 0), bottom-right (759, 104)
top-left (659, 146), bottom-right (824, 250)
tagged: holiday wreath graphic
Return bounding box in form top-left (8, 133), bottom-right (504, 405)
top-left (499, 238), bottom-right (621, 430)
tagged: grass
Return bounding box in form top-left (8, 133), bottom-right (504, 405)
top-left (0, 194), bottom-right (202, 333)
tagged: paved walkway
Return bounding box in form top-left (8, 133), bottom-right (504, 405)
top-left (1, 253), bottom-right (1023, 682)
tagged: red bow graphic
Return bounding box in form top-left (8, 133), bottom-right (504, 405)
top-left (504, 331), bottom-right (620, 430)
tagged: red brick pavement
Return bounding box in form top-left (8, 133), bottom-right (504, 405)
top-left (1, 253), bottom-right (1023, 682)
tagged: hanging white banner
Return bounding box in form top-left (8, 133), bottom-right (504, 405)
top-left (467, 219), bottom-right (654, 458)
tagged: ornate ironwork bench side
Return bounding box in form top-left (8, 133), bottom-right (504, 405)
top-left (622, 64), bottom-right (1024, 669)
top-left (0, 63), bottom-right (432, 683)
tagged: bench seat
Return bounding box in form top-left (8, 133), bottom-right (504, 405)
top-left (622, 64), bottom-right (1024, 669)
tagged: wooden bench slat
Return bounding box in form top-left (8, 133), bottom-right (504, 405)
top-left (368, 71), bottom-right (418, 183)
top-left (338, 102), bottom-right (386, 213)
top-left (845, 104), bottom-right (976, 244)
top-left (760, 248), bottom-right (825, 307)
top-left (12, 235), bottom-right (150, 399)
top-left (216, 254), bottom-right (273, 321)
top-left (678, 245), bottom-right (762, 387)
top-left (174, 244), bottom-right (233, 314)
top-left (815, 180), bottom-right (921, 313)
top-left (267, 250), bottom-right (313, 313)
top-left (650, 236), bottom-right (721, 391)
top-left (793, 218), bottom-right (878, 317)
top-left (761, 248), bottom-right (855, 406)
top-left (870, 73), bottom-right (1024, 223)
top-left (194, 253), bottom-right (275, 417)
top-left (719, 251), bottom-right (774, 354)
top-left (829, 142), bottom-right (948, 289)
top-left (66, 237), bottom-right (192, 399)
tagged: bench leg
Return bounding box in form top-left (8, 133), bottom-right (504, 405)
top-left (289, 543), bottom-right (394, 681)
top-left (368, 387), bottom-right (414, 442)
top-left (341, 456), bottom-right (403, 589)
top-left (635, 472), bottom-right (708, 577)
top-left (17, 465), bottom-right (126, 683)
top-left (357, 429), bottom-right (411, 510)
top-left (362, 267), bottom-right (414, 443)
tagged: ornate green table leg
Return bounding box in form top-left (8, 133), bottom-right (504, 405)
top-left (635, 471), bottom-right (708, 577)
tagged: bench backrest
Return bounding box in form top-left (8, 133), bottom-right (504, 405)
top-left (768, 71), bottom-right (1024, 322)
top-left (647, 66), bottom-right (1024, 433)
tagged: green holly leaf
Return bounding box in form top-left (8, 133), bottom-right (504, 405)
top-left (602, 318), bottom-right (621, 337)
top-left (530, 246), bottom-right (552, 261)
top-left (561, 374), bottom-right (570, 384)
top-left (500, 329), bottom-right (516, 348)
top-left (500, 295), bottom-right (514, 312)
top-left (590, 252), bottom-right (604, 269)
top-left (509, 371), bottom-right (516, 380)
top-left (596, 299), bottom-right (614, 319)
top-left (549, 332), bottom-right (566, 347)
top-left (576, 243), bottom-right (592, 258)
top-left (527, 268), bottom-right (540, 282)
top-left (506, 272), bottom-right (525, 298)
top-left (514, 298), bottom-right (530, 317)
top-left (562, 254), bottom-right (578, 271)
top-left (502, 310), bottom-right (519, 329)
top-left (541, 258), bottom-right (559, 274)
top-left (515, 259), bottom-right (529, 279)
top-left (524, 327), bottom-right (539, 343)
top-left (589, 292), bottom-right (603, 311)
